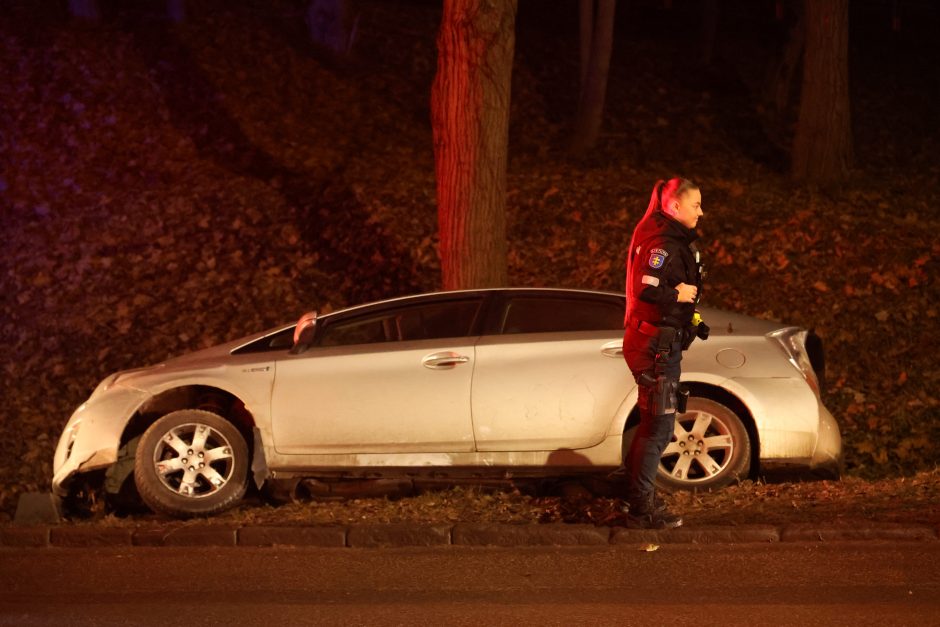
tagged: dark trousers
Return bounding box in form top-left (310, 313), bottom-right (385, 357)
top-left (622, 326), bottom-right (682, 501)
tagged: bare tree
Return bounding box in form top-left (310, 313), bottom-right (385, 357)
top-left (432, 0), bottom-right (517, 290)
top-left (700, 0), bottom-right (719, 67)
top-left (763, 0), bottom-right (805, 118)
top-left (306, 0), bottom-right (360, 56)
top-left (792, 0), bottom-right (852, 183)
top-left (569, 0), bottom-right (616, 156)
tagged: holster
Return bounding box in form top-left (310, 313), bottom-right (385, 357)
top-left (650, 377), bottom-right (678, 415)
top-left (639, 327), bottom-right (679, 416)
top-left (676, 383), bottom-right (689, 413)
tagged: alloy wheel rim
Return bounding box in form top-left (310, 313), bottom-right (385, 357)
top-left (660, 410), bottom-right (735, 483)
top-left (152, 422), bottom-right (235, 498)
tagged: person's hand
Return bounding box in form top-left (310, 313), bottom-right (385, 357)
top-left (676, 283), bottom-right (698, 303)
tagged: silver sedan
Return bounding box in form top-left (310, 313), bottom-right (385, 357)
top-left (52, 288), bottom-right (842, 517)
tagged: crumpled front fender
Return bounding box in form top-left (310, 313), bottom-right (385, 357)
top-left (51, 386), bottom-right (150, 496)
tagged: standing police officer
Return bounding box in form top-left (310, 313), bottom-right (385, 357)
top-left (622, 177), bottom-right (709, 529)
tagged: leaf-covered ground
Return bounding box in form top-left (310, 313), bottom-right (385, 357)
top-left (1, 1), bottom-right (938, 521)
top-left (76, 469), bottom-right (940, 529)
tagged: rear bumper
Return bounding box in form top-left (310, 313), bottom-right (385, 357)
top-left (809, 401), bottom-right (843, 472)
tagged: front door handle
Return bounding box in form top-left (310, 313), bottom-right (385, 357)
top-left (422, 351), bottom-right (471, 369)
top-left (601, 340), bottom-right (623, 358)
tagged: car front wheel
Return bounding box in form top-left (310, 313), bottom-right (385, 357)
top-left (134, 409), bottom-right (249, 517)
top-left (656, 397), bottom-right (751, 492)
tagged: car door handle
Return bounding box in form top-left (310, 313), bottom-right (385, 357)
top-left (422, 351), bottom-right (471, 369)
top-left (601, 340), bottom-right (623, 358)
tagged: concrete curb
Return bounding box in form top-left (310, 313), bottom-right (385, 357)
top-left (453, 523), bottom-right (610, 546)
top-left (611, 524), bottom-right (782, 544)
top-left (2, 522), bottom-right (938, 549)
top-left (779, 522), bottom-right (938, 542)
top-left (239, 525), bottom-right (347, 548)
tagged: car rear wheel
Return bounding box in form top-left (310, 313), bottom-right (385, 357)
top-left (656, 397), bottom-right (751, 492)
top-left (134, 409), bottom-right (248, 517)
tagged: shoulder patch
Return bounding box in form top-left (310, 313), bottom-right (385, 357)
top-left (648, 251), bottom-right (666, 269)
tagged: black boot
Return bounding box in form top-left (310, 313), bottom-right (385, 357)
top-left (623, 494), bottom-right (683, 529)
top-left (620, 493), bottom-right (667, 513)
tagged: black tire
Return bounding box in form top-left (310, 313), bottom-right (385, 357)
top-left (655, 397), bottom-right (751, 492)
top-left (134, 409), bottom-right (248, 517)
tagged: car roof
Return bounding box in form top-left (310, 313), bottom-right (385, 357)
top-left (228, 288), bottom-right (626, 355)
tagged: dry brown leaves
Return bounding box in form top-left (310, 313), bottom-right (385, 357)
top-left (69, 468), bottom-right (940, 529)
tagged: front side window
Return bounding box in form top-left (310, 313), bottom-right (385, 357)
top-left (500, 297), bottom-right (622, 334)
top-left (319, 299), bottom-right (482, 347)
top-left (231, 327), bottom-right (295, 355)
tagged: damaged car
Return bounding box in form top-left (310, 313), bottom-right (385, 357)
top-left (52, 288), bottom-right (842, 517)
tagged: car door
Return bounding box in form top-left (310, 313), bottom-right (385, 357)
top-left (471, 294), bottom-right (629, 451)
top-left (271, 296), bottom-right (483, 454)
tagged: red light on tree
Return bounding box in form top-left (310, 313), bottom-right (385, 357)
top-left (431, 0), bottom-right (517, 290)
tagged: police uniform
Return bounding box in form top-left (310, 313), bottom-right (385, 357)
top-left (622, 209), bottom-right (706, 526)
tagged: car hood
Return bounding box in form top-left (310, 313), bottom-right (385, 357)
top-left (166, 325), bottom-right (290, 364)
top-left (106, 323), bottom-right (294, 389)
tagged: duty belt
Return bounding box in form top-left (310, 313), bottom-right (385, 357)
top-left (629, 318), bottom-right (664, 338)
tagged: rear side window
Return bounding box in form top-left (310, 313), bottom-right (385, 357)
top-left (500, 297), bottom-right (622, 334)
top-left (320, 299), bottom-right (482, 347)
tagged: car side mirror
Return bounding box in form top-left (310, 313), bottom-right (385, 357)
top-left (290, 311), bottom-right (318, 354)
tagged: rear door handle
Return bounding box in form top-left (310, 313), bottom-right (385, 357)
top-left (422, 351), bottom-right (471, 369)
top-left (601, 340), bottom-right (623, 358)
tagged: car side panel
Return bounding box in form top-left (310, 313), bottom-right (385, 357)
top-left (262, 433), bottom-right (626, 475)
top-left (718, 376), bottom-right (822, 459)
top-left (271, 338), bottom-right (477, 454)
top-left (471, 331), bottom-right (629, 451)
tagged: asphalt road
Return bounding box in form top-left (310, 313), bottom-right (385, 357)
top-left (1, 542), bottom-right (938, 626)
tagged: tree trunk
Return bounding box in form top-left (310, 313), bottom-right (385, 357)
top-left (792, 0), bottom-right (852, 184)
top-left (700, 0), bottom-right (719, 67)
top-left (578, 0), bottom-right (593, 93)
top-left (569, 0), bottom-right (616, 157)
top-left (763, 0), bottom-right (805, 116)
top-left (306, 0), bottom-right (359, 56)
top-left (432, 0), bottom-right (517, 290)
